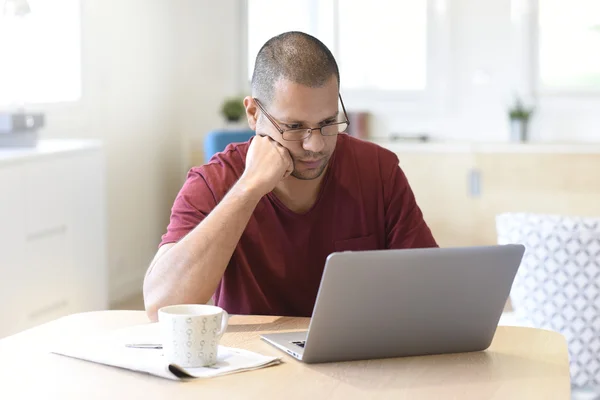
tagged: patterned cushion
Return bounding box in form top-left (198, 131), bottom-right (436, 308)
top-left (496, 212), bottom-right (600, 388)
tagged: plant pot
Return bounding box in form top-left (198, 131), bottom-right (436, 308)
top-left (510, 119), bottom-right (529, 142)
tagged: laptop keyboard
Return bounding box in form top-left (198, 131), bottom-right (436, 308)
top-left (291, 340), bottom-right (306, 348)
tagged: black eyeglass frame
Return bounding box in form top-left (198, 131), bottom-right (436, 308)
top-left (253, 94), bottom-right (350, 141)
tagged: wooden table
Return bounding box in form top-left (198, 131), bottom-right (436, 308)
top-left (0, 311), bottom-right (571, 399)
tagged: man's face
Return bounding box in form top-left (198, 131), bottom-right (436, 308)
top-left (248, 76), bottom-right (340, 180)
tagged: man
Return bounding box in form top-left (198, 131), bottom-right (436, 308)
top-left (144, 31), bottom-right (437, 321)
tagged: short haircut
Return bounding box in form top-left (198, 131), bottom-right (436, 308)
top-left (251, 31), bottom-right (340, 104)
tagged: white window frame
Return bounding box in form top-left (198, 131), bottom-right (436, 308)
top-left (241, 0), bottom-right (450, 112)
top-left (525, 0), bottom-right (600, 96)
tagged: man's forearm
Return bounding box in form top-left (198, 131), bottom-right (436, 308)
top-left (143, 178), bottom-right (262, 320)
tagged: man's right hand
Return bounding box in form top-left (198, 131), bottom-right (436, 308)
top-left (145, 136), bottom-right (290, 320)
top-left (240, 134), bottom-right (294, 197)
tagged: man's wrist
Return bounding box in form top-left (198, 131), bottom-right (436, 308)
top-left (233, 176), bottom-right (265, 202)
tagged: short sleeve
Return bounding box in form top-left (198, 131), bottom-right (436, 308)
top-left (159, 169), bottom-right (218, 247)
top-left (383, 155), bottom-right (438, 249)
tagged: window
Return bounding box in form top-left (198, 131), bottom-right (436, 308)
top-left (538, 0), bottom-right (600, 91)
top-left (246, 0), bottom-right (428, 92)
top-left (0, 0), bottom-right (81, 106)
top-left (338, 0), bottom-right (427, 91)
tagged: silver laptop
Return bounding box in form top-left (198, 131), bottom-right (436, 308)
top-left (261, 244), bottom-right (525, 363)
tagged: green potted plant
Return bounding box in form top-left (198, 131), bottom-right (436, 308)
top-left (508, 97), bottom-right (534, 142)
top-left (220, 97), bottom-right (246, 123)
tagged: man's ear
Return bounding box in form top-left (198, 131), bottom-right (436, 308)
top-left (244, 96), bottom-right (258, 131)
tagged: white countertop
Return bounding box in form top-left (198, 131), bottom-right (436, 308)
top-left (371, 139), bottom-right (600, 154)
top-left (0, 139), bottom-right (102, 165)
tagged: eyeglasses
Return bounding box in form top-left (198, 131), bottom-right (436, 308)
top-left (253, 94), bottom-right (350, 141)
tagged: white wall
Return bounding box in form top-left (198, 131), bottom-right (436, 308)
top-left (534, 97), bottom-right (600, 142)
top-left (172, 0), bottom-right (245, 167)
top-left (27, 0), bottom-right (243, 304)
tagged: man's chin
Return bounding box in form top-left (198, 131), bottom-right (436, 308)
top-left (291, 162), bottom-right (328, 180)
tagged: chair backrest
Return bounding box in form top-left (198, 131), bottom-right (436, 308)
top-left (496, 212), bottom-right (600, 388)
top-left (203, 129), bottom-right (254, 163)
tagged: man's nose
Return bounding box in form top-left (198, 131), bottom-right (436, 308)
top-left (302, 129), bottom-right (325, 153)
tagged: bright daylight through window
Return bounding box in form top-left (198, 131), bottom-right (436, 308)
top-left (247, 0), bottom-right (427, 92)
top-left (538, 0), bottom-right (600, 91)
top-left (0, 0), bottom-right (81, 106)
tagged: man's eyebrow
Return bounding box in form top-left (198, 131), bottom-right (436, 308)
top-left (281, 112), bottom-right (339, 125)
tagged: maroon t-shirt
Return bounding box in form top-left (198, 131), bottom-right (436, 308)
top-left (160, 134), bottom-right (437, 316)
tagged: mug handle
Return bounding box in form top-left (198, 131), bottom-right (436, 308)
top-left (216, 311), bottom-right (229, 339)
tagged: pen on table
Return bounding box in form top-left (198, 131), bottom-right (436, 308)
top-left (125, 343), bottom-right (163, 349)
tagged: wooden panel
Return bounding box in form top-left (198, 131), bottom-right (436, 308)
top-left (475, 153), bottom-right (600, 246)
top-left (397, 152), bottom-right (477, 247)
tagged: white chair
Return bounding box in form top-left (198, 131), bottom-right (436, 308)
top-left (496, 212), bottom-right (600, 390)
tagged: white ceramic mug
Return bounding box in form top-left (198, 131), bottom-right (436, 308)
top-left (158, 304), bottom-right (229, 368)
